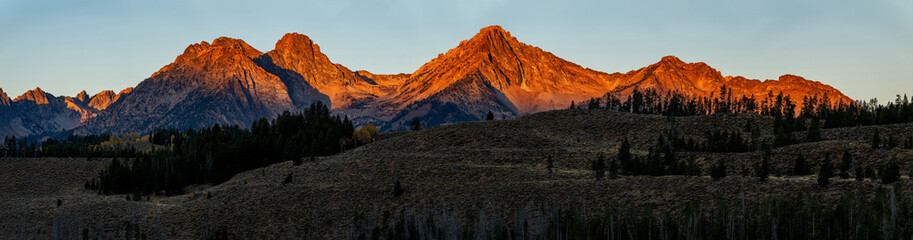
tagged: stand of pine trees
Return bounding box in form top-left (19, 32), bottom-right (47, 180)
top-left (86, 102), bottom-right (354, 196)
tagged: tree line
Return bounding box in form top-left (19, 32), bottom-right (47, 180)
top-left (1, 134), bottom-right (140, 159)
top-left (580, 87), bottom-right (913, 128)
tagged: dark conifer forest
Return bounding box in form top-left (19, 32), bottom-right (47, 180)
top-left (81, 102), bottom-right (355, 195)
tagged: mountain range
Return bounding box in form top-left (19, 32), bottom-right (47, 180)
top-left (0, 25), bottom-right (852, 137)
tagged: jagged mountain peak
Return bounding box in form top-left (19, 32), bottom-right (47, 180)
top-left (402, 25), bottom-right (615, 115)
top-left (210, 37), bottom-right (263, 57)
top-left (0, 88), bottom-right (10, 106)
top-left (275, 32), bottom-right (319, 53)
top-left (472, 25), bottom-right (514, 42)
top-left (659, 55), bottom-right (684, 64)
top-left (13, 87), bottom-right (51, 104)
top-left (478, 25), bottom-right (508, 34)
top-left (258, 32), bottom-right (392, 109)
top-left (264, 32), bottom-right (333, 73)
top-left (158, 37), bottom-right (263, 77)
top-left (649, 56), bottom-right (713, 71)
top-left (75, 90), bottom-right (89, 103)
top-left (180, 41), bottom-right (211, 58)
top-left (777, 74), bottom-right (807, 82)
top-left (452, 25), bottom-right (522, 57)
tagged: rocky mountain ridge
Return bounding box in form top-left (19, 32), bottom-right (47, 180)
top-left (1, 25), bottom-right (854, 136)
top-left (0, 88), bottom-right (133, 137)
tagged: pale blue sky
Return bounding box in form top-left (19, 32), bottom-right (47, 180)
top-left (0, 0), bottom-right (910, 102)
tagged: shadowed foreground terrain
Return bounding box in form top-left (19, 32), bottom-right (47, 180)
top-left (2, 109), bottom-right (912, 239)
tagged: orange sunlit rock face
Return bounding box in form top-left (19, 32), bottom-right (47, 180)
top-left (87, 90), bottom-right (126, 111)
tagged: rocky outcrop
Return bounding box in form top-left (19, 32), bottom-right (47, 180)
top-left (64, 97), bottom-right (98, 123)
top-left (87, 90), bottom-right (118, 110)
top-left (119, 87), bottom-right (133, 95)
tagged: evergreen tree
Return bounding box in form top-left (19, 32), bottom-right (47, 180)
top-left (569, 101), bottom-right (576, 109)
top-left (618, 139), bottom-right (632, 174)
top-left (591, 154), bottom-right (606, 179)
top-left (886, 135), bottom-right (899, 149)
top-left (546, 156), bottom-right (554, 174)
top-left (685, 156), bottom-right (701, 176)
top-left (880, 162), bottom-right (901, 184)
top-left (486, 111), bottom-right (494, 121)
top-left (805, 118), bottom-right (821, 142)
top-left (855, 165), bottom-right (864, 181)
top-left (839, 150), bottom-right (852, 179)
top-left (871, 129), bottom-right (881, 150)
top-left (608, 156), bottom-right (619, 177)
top-left (792, 154), bottom-right (812, 176)
top-left (710, 160), bottom-right (727, 180)
top-left (865, 166), bottom-right (877, 181)
top-left (817, 160), bottom-right (833, 187)
top-left (773, 125), bottom-right (795, 147)
top-left (411, 118), bottom-right (423, 131)
top-left (646, 151), bottom-right (665, 176)
top-left (392, 180), bottom-right (405, 197)
top-left (587, 98), bottom-right (600, 109)
top-left (756, 146), bottom-right (771, 182)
